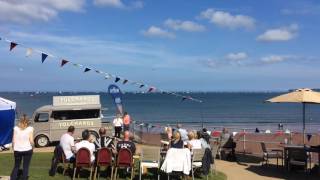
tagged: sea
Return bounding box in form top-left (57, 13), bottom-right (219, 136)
top-left (1, 92), bottom-right (320, 133)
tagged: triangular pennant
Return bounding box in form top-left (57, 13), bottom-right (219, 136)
top-left (181, 97), bottom-right (187, 101)
top-left (139, 84), bottom-right (145, 88)
top-left (26, 48), bottom-right (33, 57)
top-left (148, 87), bottom-right (155, 92)
top-left (307, 134), bottom-right (312, 141)
top-left (95, 70), bottom-right (103, 74)
top-left (41, 53), bottom-right (48, 63)
top-left (105, 74), bottom-right (111, 79)
top-left (123, 79), bottom-right (128, 84)
top-left (61, 59), bottom-right (69, 67)
top-left (84, 68), bottom-right (91, 72)
top-left (10, 42), bottom-right (18, 51)
top-left (73, 63), bottom-right (83, 68)
top-left (115, 77), bottom-right (120, 83)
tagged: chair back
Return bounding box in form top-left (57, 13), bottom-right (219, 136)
top-left (289, 148), bottom-right (308, 162)
top-left (76, 147), bottom-right (91, 167)
top-left (260, 142), bottom-right (267, 153)
top-left (97, 148), bottom-right (113, 166)
top-left (141, 146), bottom-right (161, 163)
top-left (192, 149), bottom-right (205, 162)
top-left (117, 148), bottom-right (133, 167)
top-left (209, 139), bottom-right (218, 159)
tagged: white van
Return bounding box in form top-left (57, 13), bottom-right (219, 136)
top-left (31, 95), bottom-right (112, 147)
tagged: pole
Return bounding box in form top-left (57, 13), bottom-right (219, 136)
top-left (303, 103), bottom-right (306, 145)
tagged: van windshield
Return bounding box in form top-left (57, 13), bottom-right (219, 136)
top-left (52, 109), bottom-right (100, 120)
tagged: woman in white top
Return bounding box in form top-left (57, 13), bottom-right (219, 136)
top-left (187, 131), bottom-right (202, 149)
top-left (10, 114), bottom-right (34, 180)
top-left (113, 113), bottom-right (123, 138)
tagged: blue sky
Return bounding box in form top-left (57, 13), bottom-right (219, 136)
top-left (0, 0), bottom-right (320, 92)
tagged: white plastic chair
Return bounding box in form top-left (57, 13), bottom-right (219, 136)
top-left (139, 146), bottom-right (161, 180)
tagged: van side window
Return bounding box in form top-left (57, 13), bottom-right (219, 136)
top-left (52, 109), bottom-right (100, 120)
top-left (35, 113), bottom-right (49, 122)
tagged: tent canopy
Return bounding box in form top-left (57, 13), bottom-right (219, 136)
top-left (0, 97), bottom-right (16, 146)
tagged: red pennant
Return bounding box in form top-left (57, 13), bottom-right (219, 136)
top-left (10, 42), bottom-right (18, 51)
top-left (148, 87), bottom-right (155, 92)
top-left (61, 59), bottom-right (69, 67)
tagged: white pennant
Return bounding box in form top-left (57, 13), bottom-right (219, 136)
top-left (26, 48), bottom-right (33, 57)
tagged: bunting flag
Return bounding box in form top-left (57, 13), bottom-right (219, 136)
top-left (84, 68), bottom-right (91, 72)
top-left (61, 59), bottom-right (69, 67)
top-left (26, 48), bottom-right (33, 57)
top-left (148, 87), bottom-right (155, 92)
top-left (307, 134), bottom-right (312, 141)
top-left (115, 77), bottom-right (120, 83)
top-left (0, 37), bottom-right (203, 103)
top-left (41, 53), bottom-right (48, 63)
top-left (10, 42), bottom-right (18, 51)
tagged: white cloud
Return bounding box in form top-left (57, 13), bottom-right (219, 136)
top-left (93, 0), bottom-right (143, 9)
top-left (142, 26), bottom-right (175, 39)
top-left (93, 0), bottom-right (124, 8)
top-left (200, 8), bottom-right (255, 29)
top-left (164, 19), bottom-right (206, 32)
top-left (226, 52), bottom-right (248, 61)
top-left (0, 0), bottom-right (85, 24)
top-left (257, 24), bottom-right (299, 42)
top-left (260, 55), bottom-right (297, 64)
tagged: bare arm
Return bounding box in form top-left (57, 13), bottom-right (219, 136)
top-left (12, 130), bottom-right (16, 149)
top-left (29, 129), bottom-right (34, 147)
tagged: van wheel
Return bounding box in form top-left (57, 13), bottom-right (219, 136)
top-left (35, 135), bottom-right (49, 148)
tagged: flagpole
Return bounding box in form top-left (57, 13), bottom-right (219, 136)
top-left (303, 102), bottom-right (306, 145)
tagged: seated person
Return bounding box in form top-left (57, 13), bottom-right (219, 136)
top-left (116, 131), bottom-right (136, 154)
top-left (177, 124), bottom-right (188, 142)
top-left (197, 131), bottom-right (211, 149)
top-left (75, 129), bottom-right (96, 162)
top-left (60, 126), bottom-right (76, 161)
top-left (187, 131), bottom-right (202, 149)
top-left (170, 131), bottom-right (184, 149)
top-left (94, 127), bottom-right (116, 153)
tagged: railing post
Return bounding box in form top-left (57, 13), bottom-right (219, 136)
top-left (243, 129), bottom-right (246, 154)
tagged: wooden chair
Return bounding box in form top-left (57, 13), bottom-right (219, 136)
top-left (191, 149), bottom-right (207, 180)
top-left (60, 150), bottom-right (73, 175)
top-left (288, 148), bottom-right (311, 174)
top-left (94, 148), bottom-right (114, 180)
top-left (114, 148), bottom-right (134, 180)
top-left (260, 142), bottom-right (283, 167)
top-left (139, 147), bottom-right (161, 180)
top-left (73, 148), bottom-right (94, 180)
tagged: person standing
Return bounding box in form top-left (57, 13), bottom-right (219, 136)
top-left (113, 114), bottom-right (123, 138)
top-left (123, 112), bottom-right (131, 131)
top-left (10, 115), bottom-right (34, 180)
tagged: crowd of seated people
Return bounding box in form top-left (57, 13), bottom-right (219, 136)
top-left (50, 126), bottom-right (136, 177)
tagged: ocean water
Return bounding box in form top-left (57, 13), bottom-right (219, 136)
top-left (1, 92), bottom-right (320, 133)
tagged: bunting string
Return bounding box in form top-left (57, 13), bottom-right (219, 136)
top-left (0, 36), bottom-right (203, 103)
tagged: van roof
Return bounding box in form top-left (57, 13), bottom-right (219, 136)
top-left (36, 104), bottom-right (101, 112)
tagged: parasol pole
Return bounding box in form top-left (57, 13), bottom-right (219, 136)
top-left (303, 102), bottom-right (306, 145)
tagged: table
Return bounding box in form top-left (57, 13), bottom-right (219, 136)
top-left (283, 145), bottom-right (320, 173)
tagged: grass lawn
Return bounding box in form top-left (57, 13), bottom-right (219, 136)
top-left (0, 152), bottom-right (226, 180)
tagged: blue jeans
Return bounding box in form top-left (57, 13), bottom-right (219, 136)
top-left (10, 150), bottom-right (33, 180)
